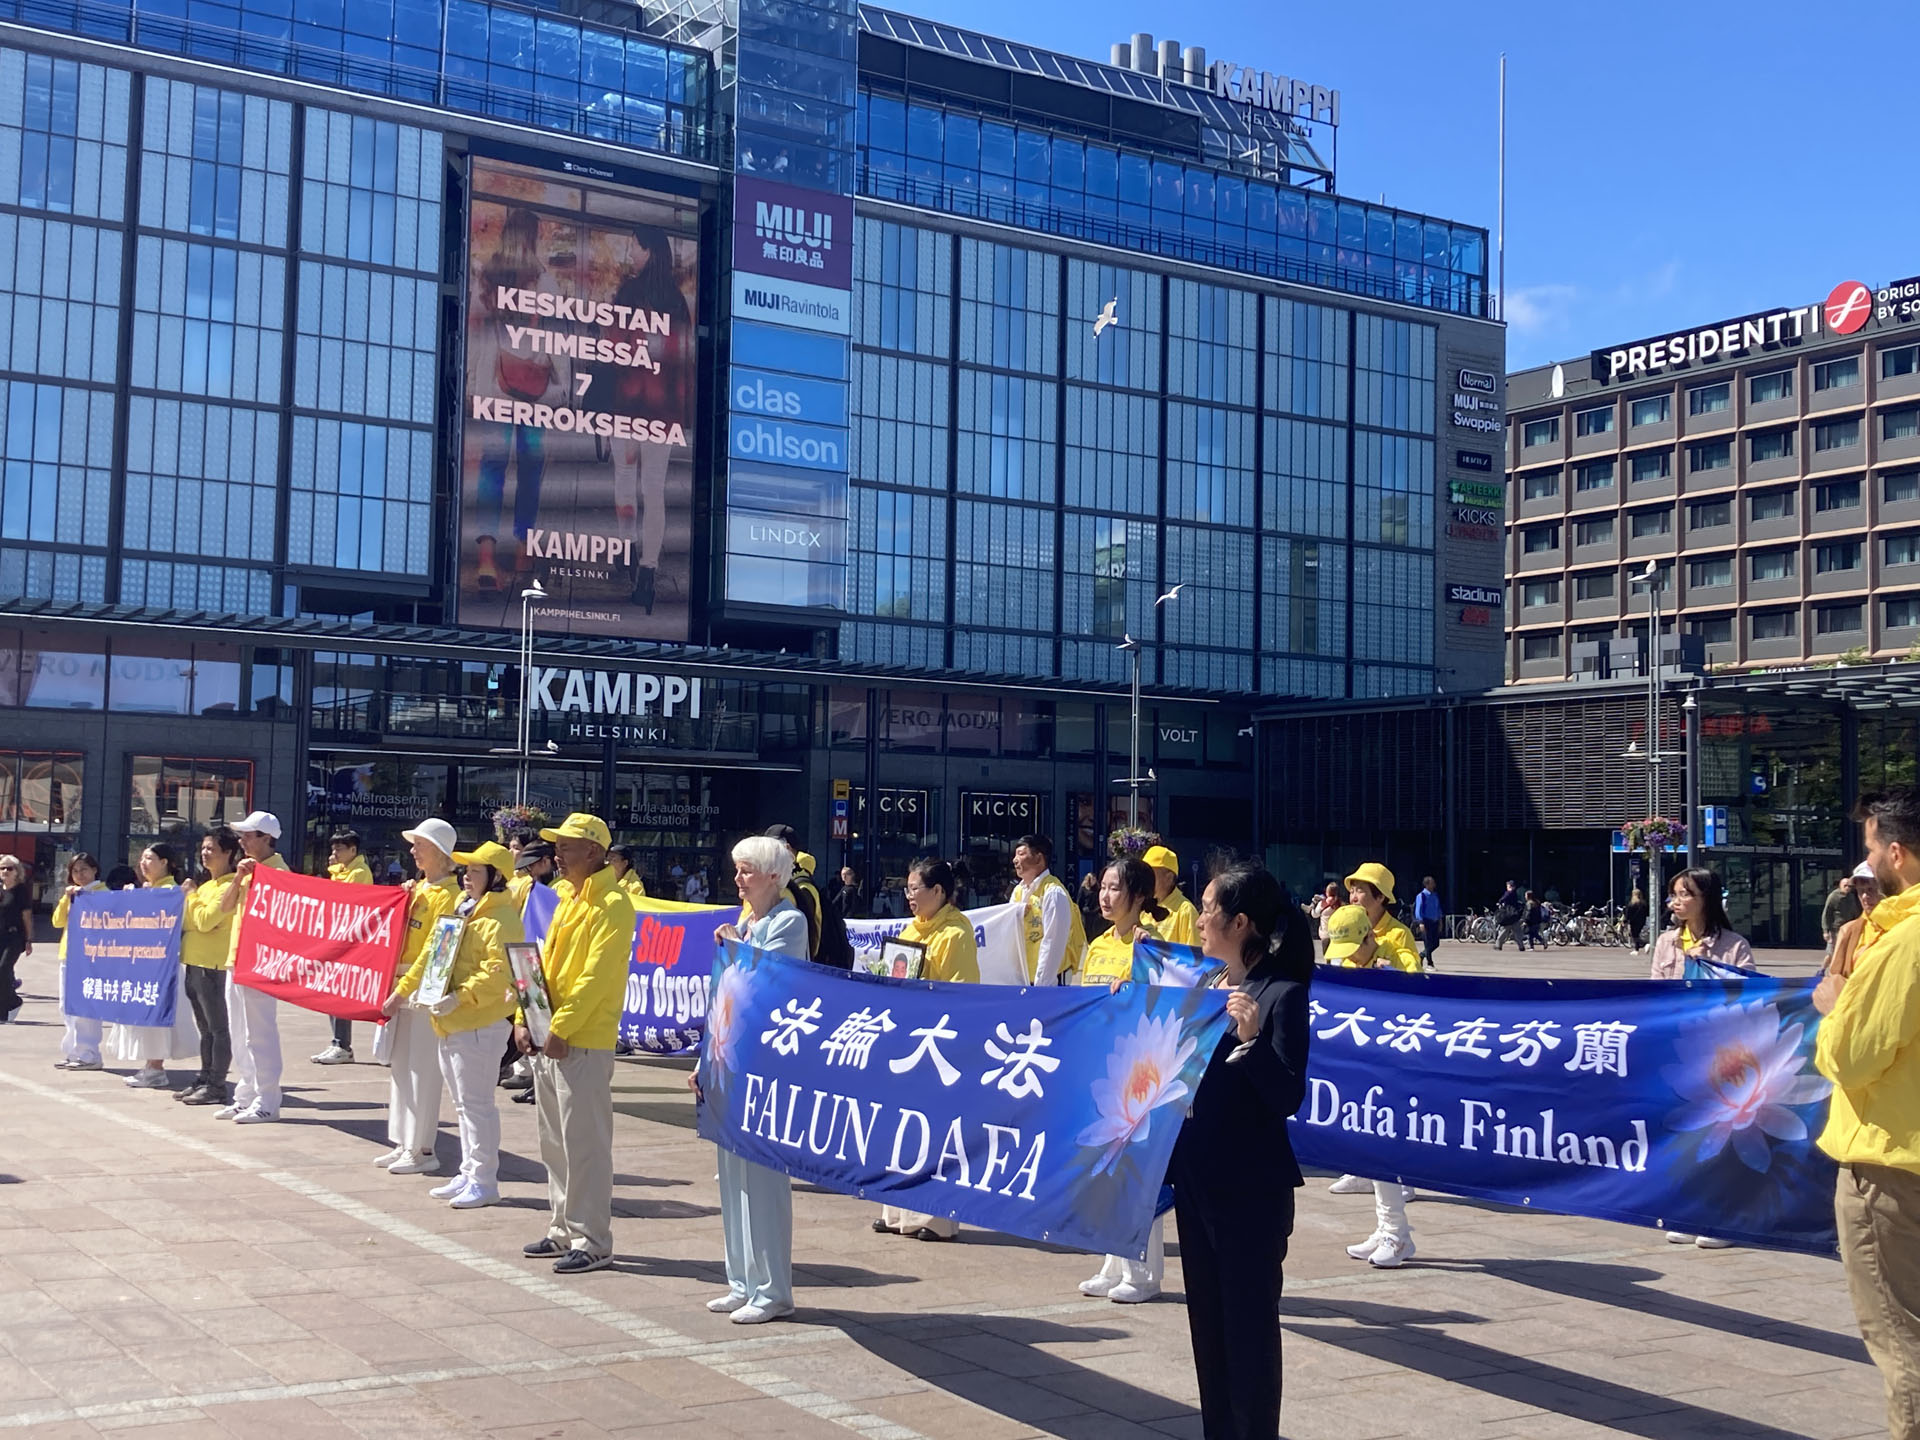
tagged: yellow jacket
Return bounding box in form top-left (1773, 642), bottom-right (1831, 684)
top-left (52, 881), bottom-right (105, 961)
top-left (618, 871), bottom-right (646, 905)
top-left (1817, 883), bottom-right (1920, 1172)
top-left (1020, 871), bottom-right (1086, 983)
top-left (1077, 918), bottom-right (1159, 986)
top-left (537, 865), bottom-right (636, 1049)
top-left (396, 887), bottom-right (522, 1036)
top-left (329, 858), bottom-right (373, 885)
top-left (1157, 889), bottom-right (1199, 948)
top-left (898, 903), bottom-right (979, 984)
top-left (398, 873), bottom-right (463, 976)
top-left (226, 853), bottom-right (289, 965)
top-left (1345, 912), bottom-right (1423, 973)
top-left (182, 872), bottom-right (239, 969)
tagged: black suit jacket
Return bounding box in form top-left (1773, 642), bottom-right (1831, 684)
top-left (1170, 954), bottom-right (1311, 1201)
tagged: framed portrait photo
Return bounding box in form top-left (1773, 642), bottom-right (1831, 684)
top-left (413, 916), bottom-right (466, 1008)
top-left (876, 936), bottom-right (927, 981)
top-left (505, 941), bottom-right (554, 1048)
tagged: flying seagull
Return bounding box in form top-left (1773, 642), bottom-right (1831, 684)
top-left (1092, 298), bottom-right (1118, 336)
top-left (1155, 583), bottom-right (1185, 605)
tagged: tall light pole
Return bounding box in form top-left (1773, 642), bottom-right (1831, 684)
top-left (1683, 692), bottom-right (1700, 870)
top-left (1117, 634), bottom-right (1143, 829)
top-left (1629, 560), bottom-right (1663, 818)
top-left (516, 581), bottom-right (547, 809)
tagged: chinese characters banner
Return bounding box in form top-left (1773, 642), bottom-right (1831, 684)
top-left (696, 939), bottom-right (1233, 1259)
top-left (1254, 955), bottom-right (1837, 1254)
top-left (62, 889), bottom-right (183, 1027)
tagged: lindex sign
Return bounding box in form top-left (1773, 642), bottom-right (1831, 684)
top-left (1449, 479), bottom-right (1504, 507)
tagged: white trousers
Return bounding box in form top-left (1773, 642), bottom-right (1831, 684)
top-left (718, 1145), bottom-right (793, 1310)
top-left (227, 981), bottom-right (282, 1112)
top-left (1091, 1214), bottom-right (1165, 1289)
top-left (880, 1205), bottom-right (957, 1239)
top-left (1373, 1180), bottom-right (1410, 1243)
top-left (438, 1021), bottom-right (508, 1189)
top-left (58, 961), bottom-right (101, 1063)
top-left (386, 1005), bottom-right (444, 1155)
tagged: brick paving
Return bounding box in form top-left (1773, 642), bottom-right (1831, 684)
top-left (0, 940), bottom-right (1882, 1439)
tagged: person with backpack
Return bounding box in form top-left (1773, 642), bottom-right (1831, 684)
top-left (1493, 880), bottom-right (1527, 952)
top-left (763, 824), bottom-right (853, 969)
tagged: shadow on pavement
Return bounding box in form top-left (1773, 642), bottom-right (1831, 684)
top-left (822, 1306), bottom-right (1201, 1436)
top-left (1284, 1295), bottom-right (1834, 1440)
top-left (1455, 1257), bottom-right (1869, 1365)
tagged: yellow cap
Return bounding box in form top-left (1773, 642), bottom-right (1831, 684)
top-left (452, 840), bottom-right (516, 876)
top-left (1323, 905), bottom-right (1375, 962)
top-left (1343, 861), bottom-right (1397, 905)
top-left (540, 813), bottom-right (612, 849)
top-left (796, 850), bottom-right (817, 875)
top-left (1142, 845), bottom-right (1179, 872)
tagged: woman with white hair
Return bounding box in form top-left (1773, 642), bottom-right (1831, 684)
top-left (694, 833), bottom-right (807, 1324)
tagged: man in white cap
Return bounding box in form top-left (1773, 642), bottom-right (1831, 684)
top-left (1825, 861), bottom-right (1883, 983)
top-left (374, 819), bottom-right (462, 1174)
top-left (216, 811), bottom-right (291, 1122)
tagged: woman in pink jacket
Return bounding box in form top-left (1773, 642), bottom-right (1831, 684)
top-left (1648, 867), bottom-right (1755, 980)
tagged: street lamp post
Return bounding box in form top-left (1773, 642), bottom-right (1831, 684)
top-left (1118, 635), bottom-right (1143, 829)
top-left (1683, 692), bottom-right (1700, 870)
top-left (515, 581), bottom-right (547, 809)
top-left (1630, 560), bottom-right (1663, 819)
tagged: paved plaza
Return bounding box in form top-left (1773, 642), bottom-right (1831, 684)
top-left (0, 941), bottom-right (1883, 1440)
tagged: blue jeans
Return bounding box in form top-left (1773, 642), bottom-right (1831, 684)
top-left (475, 425), bottom-right (546, 541)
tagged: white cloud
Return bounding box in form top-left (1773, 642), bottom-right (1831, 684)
top-left (1503, 282), bottom-right (1578, 335)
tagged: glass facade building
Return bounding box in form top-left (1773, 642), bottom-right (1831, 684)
top-left (0, 2), bottom-right (1500, 911)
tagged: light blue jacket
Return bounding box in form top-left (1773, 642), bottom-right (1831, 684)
top-left (746, 897), bottom-right (810, 961)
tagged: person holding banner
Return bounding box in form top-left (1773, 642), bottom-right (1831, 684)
top-left (1011, 833), bottom-right (1084, 987)
top-left (375, 819), bottom-right (464, 1175)
top-left (517, 813), bottom-right (636, 1275)
top-left (52, 853), bottom-right (105, 1068)
top-left (175, 828), bottom-right (241, 1106)
top-left (312, 829), bottom-right (372, 1067)
top-left (1649, 869), bottom-right (1755, 982)
top-left (1172, 863), bottom-right (1312, 1440)
top-left (113, 845), bottom-right (196, 1089)
top-left (697, 834), bottom-right (807, 1323)
top-left (1143, 846), bottom-right (1198, 948)
top-left (1816, 789), bottom-right (1920, 1440)
top-left (401, 839), bottom-right (523, 1208)
top-left (216, 812), bottom-right (291, 1123)
top-left (608, 844), bottom-right (647, 906)
top-left (876, 858), bottom-right (979, 1241)
top-left (1325, 882), bottom-right (1422, 1268)
top-left (1078, 856), bottom-right (1170, 1303)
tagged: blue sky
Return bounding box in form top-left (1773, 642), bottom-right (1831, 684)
top-left (890, 0), bottom-right (1912, 372)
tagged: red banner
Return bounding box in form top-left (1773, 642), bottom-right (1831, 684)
top-left (232, 868), bottom-right (408, 1022)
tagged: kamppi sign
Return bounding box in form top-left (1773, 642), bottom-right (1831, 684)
top-left (1590, 275), bottom-right (1920, 383)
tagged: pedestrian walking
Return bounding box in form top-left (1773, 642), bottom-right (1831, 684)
top-left (697, 834), bottom-right (808, 1324)
top-left (1412, 876), bottom-right (1443, 970)
top-left (0, 853), bottom-right (33, 1025)
top-left (1493, 880), bottom-right (1526, 951)
top-left (52, 853), bottom-right (105, 1068)
top-left (1624, 887), bottom-right (1650, 955)
top-left (312, 828), bottom-right (371, 1066)
top-left (374, 819), bottom-right (463, 1175)
top-left (409, 839), bottom-right (522, 1209)
top-left (175, 827), bottom-right (240, 1106)
top-left (1077, 856), bottom-right (1169, 1303)
top-left (517, 813), bottom-right (637, 1275)
top-left (1814, 790), bottom-right (1920, 1440)
top-left (875, 858), bottom-right (977, 1240)
top-left (1523, 890), bottom-right (1547, 950)
top-left (216, 812), bottom-right (290, 1123)
top-left (1172, 863), bottom-right (1312, 1440)
top-left (1823, 874), bottom-right (1863, 961)
top-left (111, 845), bottom-right (195, 1089)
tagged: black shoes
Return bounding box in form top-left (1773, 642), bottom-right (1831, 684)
top-left (553, 1249), bottom-right (611, 1275)
top-left (523, 1237), bottom-right (568, 1258)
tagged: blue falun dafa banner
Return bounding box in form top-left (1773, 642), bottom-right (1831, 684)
top-left (696, 938), bottom-right (1235, 1259)
top-left (1134, 939), bottom-right (1839, 1254)
top-left (61, 889), bottom-right (184, 1027)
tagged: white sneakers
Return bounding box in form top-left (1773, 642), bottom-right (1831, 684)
top-left (387, 1151), bottom-right (440, 1175)
top-left (1668, 1232), bottom-right (1734, 1249)
top-left (448, 1185), bottom-right (498, 1209)
top-left (730, 1302), bottom-right (793, 1325)
top-left (1079, 1272), bottom-right (1117, 1297)
top-left (707, 1293), bottom-right (748, 1313)
top-left (232, 1105), bottom-right (277, 1124)
top-left (310, 1044), bottom-right (353, 1065)
top-left (373, 1147), bottom-right (407, 1168)
top-left (125, 1068), bottom-right (169, 1089)
top-left (1346, 1233), bottom-right (1416, 1268)
top-left (215, 1103), bottom-right (244, 1119)
top-left (1327, 1174), bottom-right (1373, 1195)
top-left (429, 1177), bottom-right (466, 1199)
top-left (1107, 1281), bottom-right (1159, 1304)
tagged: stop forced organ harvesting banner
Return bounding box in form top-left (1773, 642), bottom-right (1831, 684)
top-left (232, 868), bottom-right (409, 1024)
top-left (458, 155), bottom-right (703, 641)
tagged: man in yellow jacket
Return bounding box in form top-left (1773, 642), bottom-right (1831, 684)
top-left (313, 828), bottom-right (373, 1066)
top-left (516, 813), bottom-right (636, 1274)
top-left (1143, 845), bottom-right (1199, 948)
top-left (1815, 791), bottom-right (1920, 1439)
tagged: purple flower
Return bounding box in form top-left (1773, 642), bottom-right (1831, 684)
top-left (1660, 1000), bottom-right (1831, 1173)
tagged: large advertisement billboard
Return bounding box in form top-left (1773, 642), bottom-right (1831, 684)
top-left (459, 157), bottom-right (702, 639)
